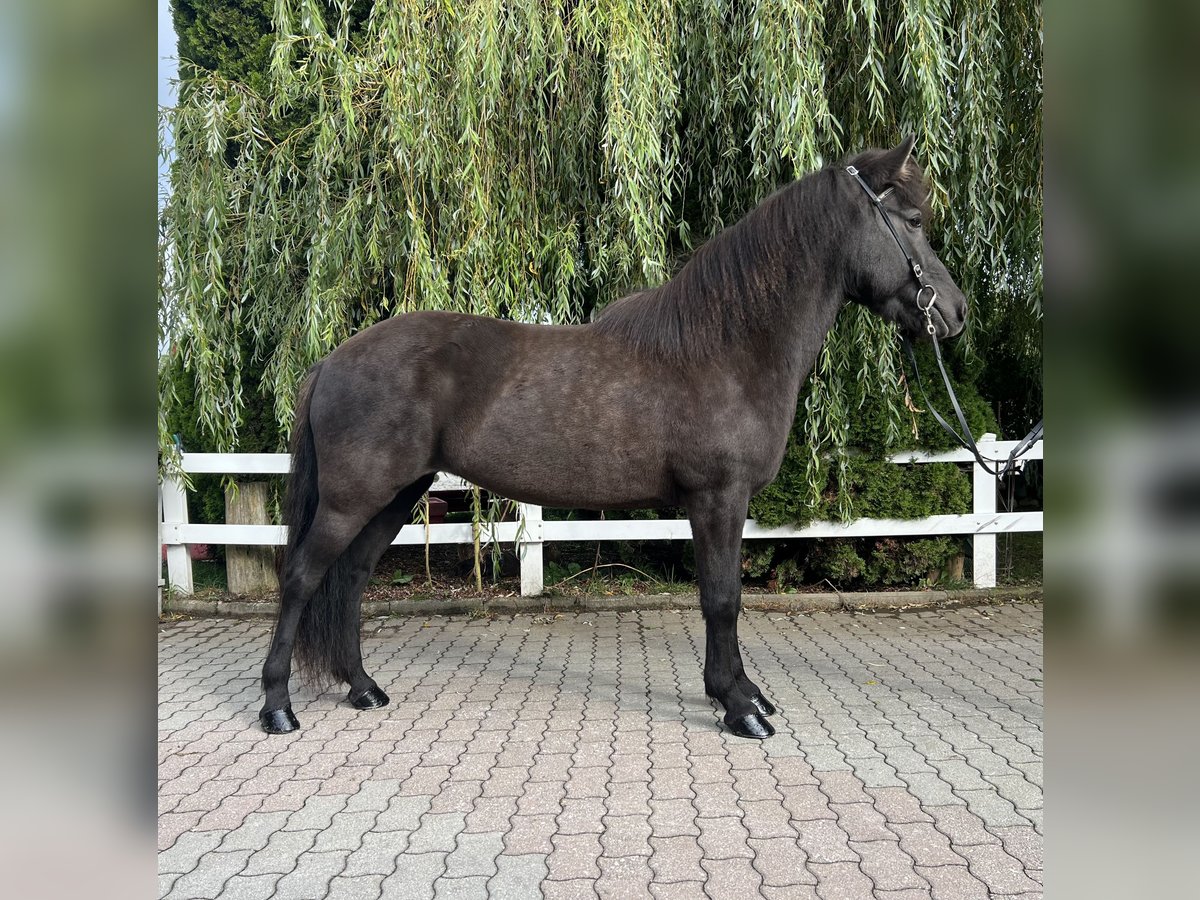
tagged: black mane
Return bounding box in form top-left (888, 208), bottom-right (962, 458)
top-left (592, 149), bottom-right (931, 361)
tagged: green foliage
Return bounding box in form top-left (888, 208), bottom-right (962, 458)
top-left (750, 335), bottom-right (995, 528)
top-left (172, 0), bottom-right (277, 93)
top-left (864, 537), bottom-right (961, 587)
top-left (546, 560), bottom-right (583, 585)
top-left (801, 536), bottom-right (962, 588)
top-left (161, 1), bottom-right (1041, 461)
top-left (160, 1), bottom-right (1041, 586)
top-left (807, 542), bottom-right (866, 585)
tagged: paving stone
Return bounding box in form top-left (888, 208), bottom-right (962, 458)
top-left (272, 850), bottom-right (349, 900)
top-left (440, 832), bottom-right (504, 880)
top-left (311, 809), bottom-right (380, 852)
top-left (557, 797), bottom-right (607, 835)
top-left (378, 851), bottom-right (447, 900)
top-left (650, 765), bottom-right (697, 801)
top-left (164, 849), bottom-right (252, 899)
top-left (696, 816), bottom-right (754, 859)
top-left (778, 784), bottom-right (836, 822)
top-left (863, 787), bottom-right (933, 826)
top-left (983, 773), bottom-right (1043, 810)
top-left (326, 873), bottom-right (385, 900)
top-left (928, 757), bottom-right (993, 793)
top-left (766, 756), bottom-right (818, 786)
top-left (741, 799), bottom-right (796, 840)
top-left (645, 796), bottom-right (699, 838)
top-left (809, 860), bottom-right (875, 899)
top-left (761, 885), bottom-right (820, 900)
top-left (546, 832), bottom-right (603, 880)
top-left (915, 863), bottom-right (990, 900)
top-left (889, 822), bottom-right (967, 868)
top-left (342, 831), bottom-right (406, 877)
top-left (802, 745), bottom-right (850, 773)
top-left (596, 854), bottom-right (654, 897)
top-left (431, 875), bottom-right (490, 899)
top-left (872, 890), bottom-right (935, 900)
top-left (486, 853), bottom-right (548, 897)
top-left (376, 794), bottom-right (434, 832)
top-left (700, 856), bottom-right (763, 895)
top-left (217, 873), bottom-right (281, 900)
top-left (955, 841), bottom-right (1044, 893)
top-left (407, 812), bottom-right (469, 855)
top-left (957, 788), bottom-right (1032, 828)
top-left (650, 880), bottom-right (709, 900)
top-left (794, 819), bottom-right (858, 864)
top-left (518, 779), bottom-right (569, 816)
top-left (691, 780), bottom-right (745, 819)
top-left (848, 756), bottom-right (907, 788)
top-left (542, 878), bottom-right (604, 900)
top-left (599, 814), bottom-right (653, 857)
top-left (850, 838), bottom-right (925, 892)
top-left (829, 802), bottom-right (895, 843)
top-left (159, 606), bottom-right (1042, 900)
top-left (564, 765), bottom-right (611, 800)
top-left (747, 836), bottom-right (817, 887)
top-left (926, 804), bottom-right (1000, 848)
top-left (158, 830), bottom-right (225, 874)
top-left (501, 813), bottom-right (557, 856)
top-left (689, 754), bottom-right (736, 785)
top-left (463, 797), bottom-right (518, 834)
top-left (648, 834), bottom-right (706, 883)
top-left (989, 824), bottom-right (1042, 871)
top-left (815, 770), bottom-right (872, 805)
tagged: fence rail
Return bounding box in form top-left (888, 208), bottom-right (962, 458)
top-left (159, 434), bottom-right (1042, 600)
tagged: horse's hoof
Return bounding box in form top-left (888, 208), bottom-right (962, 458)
top-left (349, 685), bottom-right (389, 710)
top-left (260, 707), bottom-right (300, 734)
top-left (750, 694), bottom-right (778, 717)
top-left (727, 713), bottom-right (775, 739)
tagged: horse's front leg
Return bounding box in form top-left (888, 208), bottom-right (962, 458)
top-left (687, 491), bottom-right (775, 739)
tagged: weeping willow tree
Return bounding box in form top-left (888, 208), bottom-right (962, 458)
top-left (160, 0), bottom-right (1042, 525)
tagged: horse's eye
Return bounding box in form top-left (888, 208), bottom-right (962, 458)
top-left (908, 215), bottom-right (923, 229)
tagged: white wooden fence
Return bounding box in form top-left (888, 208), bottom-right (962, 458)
top-left (159, 434), bottom-right (1042, 600)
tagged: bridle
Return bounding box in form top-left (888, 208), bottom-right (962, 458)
top-left (845, 164), bottom-right (1043, 480)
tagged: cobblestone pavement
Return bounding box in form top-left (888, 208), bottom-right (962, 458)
top-left (159, 603), bottom-right (1042, 899)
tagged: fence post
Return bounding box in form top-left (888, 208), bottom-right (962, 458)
top-left (972, 432), bottom-right (997, 589)
top-left (158, 485), bottom-right (164, 615)
top-left (161, 474), bottom-right (194, 596)
top-left (518, 503), bottom-right (544, 597)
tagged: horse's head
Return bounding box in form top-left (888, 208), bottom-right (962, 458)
top-left (841, 136), bottom-right (967, 341)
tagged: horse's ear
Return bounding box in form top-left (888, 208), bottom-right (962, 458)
top-left (883, 135), bottom-right (917, 180)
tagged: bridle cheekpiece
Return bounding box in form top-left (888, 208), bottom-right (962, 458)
top-left (843, 163), bottom-right (1043, 479)
top-left (845, 164), bottom-right (937, 335)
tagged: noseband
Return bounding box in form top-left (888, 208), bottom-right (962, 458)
top-left (845, 165), bottom-right (1043, 480)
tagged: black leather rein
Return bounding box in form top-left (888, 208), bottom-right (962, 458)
top-left (845, 164), bottom-right (1043, 480)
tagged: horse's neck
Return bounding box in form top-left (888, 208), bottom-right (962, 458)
top-left (728, 180), bottom-right (849, 387)
top-left (735, 238), bottom-right (847, 396)
top-left (756, 288), bottom-right (845, 403)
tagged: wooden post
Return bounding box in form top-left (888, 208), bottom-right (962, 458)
top-left (518, 502), bottom-right (544, 597)
top-left (225, 481), bottom-right (279, 595)
top-left (161, 474), bottom-right (193, 595)
top-left (973, 433), bottom-right (997, 589)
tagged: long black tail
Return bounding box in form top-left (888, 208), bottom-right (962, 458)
top-left (280, 363), bottom-right (358, 686)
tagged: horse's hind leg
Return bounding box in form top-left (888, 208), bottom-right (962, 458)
top-left (338, 475), bottom-right (436, 710)
top-left (260, 505), bottom-right (374, 732)
top-left (687, 490), bottom-right (775, 739)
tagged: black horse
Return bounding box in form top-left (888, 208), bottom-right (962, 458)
top-left (260, 137), bottom-right (967, 739)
